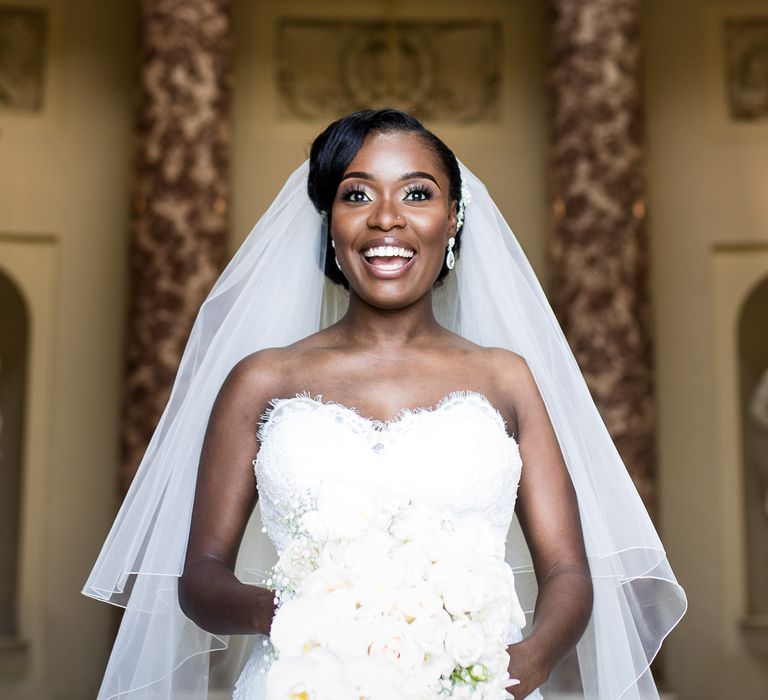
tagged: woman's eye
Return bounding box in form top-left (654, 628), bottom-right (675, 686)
top-left (403, 187), bottom-right (432, 202)
top-left (342, 187), bottom-right (370, 203)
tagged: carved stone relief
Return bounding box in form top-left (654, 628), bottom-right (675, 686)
top-left (0, 6), bottom-right (46, 111)
top-left (725, 17), bottom-right (768, 122)
top-left (276, 19), bottom-right (501, 123)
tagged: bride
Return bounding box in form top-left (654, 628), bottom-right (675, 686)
top-left (83, 110), bottom-right (686, 700)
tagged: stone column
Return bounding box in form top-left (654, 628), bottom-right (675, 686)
top-left (547, 0), bottom-right (655, 513)
top-left (121, 0), bottom-right (231, 490)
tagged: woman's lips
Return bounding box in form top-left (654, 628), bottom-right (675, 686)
top-left (360, 252), bottom-right (416, 279)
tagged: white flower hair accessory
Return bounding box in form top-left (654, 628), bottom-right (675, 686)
top-left (456, 182), bottom-right (472, 231)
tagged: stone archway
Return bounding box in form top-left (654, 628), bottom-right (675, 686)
top-left (0, 268), bottom-right (29, 639)
top-left (738, 274), bottom-right (768, 627)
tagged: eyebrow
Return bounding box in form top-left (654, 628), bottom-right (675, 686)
top-left (340, 170), bottom-right (441, 189)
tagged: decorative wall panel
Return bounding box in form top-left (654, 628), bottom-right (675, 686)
top-left (0, 6), bottom-right (46, 111)
top-left (276, 19), bottom-right (501, 123)
top-left (725, 17), bottom-right (768, 122)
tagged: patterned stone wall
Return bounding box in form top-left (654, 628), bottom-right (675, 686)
top-left (546, 0), bottom-right (656, 514)
top-left (122, 0), bottom-right (231, 490)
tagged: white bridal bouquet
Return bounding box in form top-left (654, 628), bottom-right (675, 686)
top-left (261, 481), bottom-right (526, 700)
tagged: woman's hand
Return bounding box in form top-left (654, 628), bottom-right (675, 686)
top-left (249, 583), bottom-right (277, 636)
top-left (506, 638), bottom-right (550, 699)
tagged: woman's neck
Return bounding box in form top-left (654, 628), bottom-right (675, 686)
top-left (336, 290), bottom-right (444, 350)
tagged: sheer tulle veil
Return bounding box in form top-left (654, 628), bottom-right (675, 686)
top-left (83, 160), bottom-right (686, 699)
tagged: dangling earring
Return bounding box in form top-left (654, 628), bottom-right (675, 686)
top-left (445, 236), bottom-right (456, 270)
top-left (331, 239), bottom-right (341, 270)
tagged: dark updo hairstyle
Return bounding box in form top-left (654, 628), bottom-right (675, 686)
top-left (307, 109), bottom-right (463, 289)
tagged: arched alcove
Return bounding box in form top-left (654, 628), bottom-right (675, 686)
top-left (739, 274), bottom-right (768, 623)
top-left (0, 269), bottom-right (29, 639)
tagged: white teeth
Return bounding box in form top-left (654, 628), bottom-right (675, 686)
top-left (362, 245), bottom-right (415, 259)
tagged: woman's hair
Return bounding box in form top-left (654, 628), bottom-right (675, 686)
top-left (307, 109), bottom-right (463, 288)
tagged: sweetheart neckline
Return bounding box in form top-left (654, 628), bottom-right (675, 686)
top-left (259, 389), bottom-right (519, 446)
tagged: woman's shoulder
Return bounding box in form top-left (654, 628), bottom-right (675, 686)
top-left (227, 339), bottom-right (338, 399)
top-left (219, 347), bottom-right (308, 413)
top-left (451, 341), bottom-right (529, 378)
top-left (463, 346), bottom-right (537, 405)
top-left (228, 345), bottom-right (309, 384)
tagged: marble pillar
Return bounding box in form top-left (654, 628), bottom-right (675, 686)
top-left (547, 0), bottom-right (655, 513)
top-left (122, 0), bottom-right (231, 490)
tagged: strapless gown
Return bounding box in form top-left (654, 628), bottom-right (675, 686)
top-left (232, 391), bottom-right (543, 699)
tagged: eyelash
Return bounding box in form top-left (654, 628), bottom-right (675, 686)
top-left (340, 184), bottom-right (370, 202)
top-left (403, 185), bottom-right (433, 202)
top-left (339, 184), bottom-right (434, 203)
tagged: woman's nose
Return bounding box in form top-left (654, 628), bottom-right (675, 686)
top-left (367, 199), bottom-right (406, 231)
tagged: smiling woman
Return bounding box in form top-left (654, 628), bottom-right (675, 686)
top-left (329, 134), bottom-right (454, 301)
top-left (83, 109), bottom-right (686, 700)
top-left (308, 111), bottom-right (463, 291)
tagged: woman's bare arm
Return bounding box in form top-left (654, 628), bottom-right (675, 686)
top-left (178, 353), bottom-right (279, 635)
top-left (497, 351), bottom-right (593, 692)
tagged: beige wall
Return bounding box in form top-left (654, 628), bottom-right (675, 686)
top-left (0, 0), bottom-right (136, 697)
top-left (644, 0), bottom-right (768, 697)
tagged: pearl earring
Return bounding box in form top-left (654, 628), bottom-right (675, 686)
top-left (331, 239), bottom-right (341, 271)
top-left (445, 236), bottom-right (456, 270)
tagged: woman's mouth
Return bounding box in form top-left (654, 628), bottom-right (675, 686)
top-left (360, 245), bottom-right (416, 278)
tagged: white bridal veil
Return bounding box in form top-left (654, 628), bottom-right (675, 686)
top-left (83, 160), bottom-right (686, 699)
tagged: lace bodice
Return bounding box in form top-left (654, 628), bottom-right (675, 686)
top-left (232, 391), bottom-right (541, 700)
top-left (254, 391), bottom-right (523, 555)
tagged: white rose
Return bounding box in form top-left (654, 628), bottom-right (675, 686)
top-left (475, 608), bottom-right (508, 654)
top-left (300, 562), bottom-right (353, 597)
top-left (402, 649), bottom-right (455, 695)
top-left (366, 620), bottom-right (425, 674)
top-left (450, 513), bottom-right (505, 562)
top-left (274, 537), bottom-right (319, 585)
top-left (478, 563), bottom-right (526, 630)
top-left (391, 541), bottom-right (431, 582)
top-left (424, 650), bottom-right (456, 678)
top-left (437, 566), bottom-right (485, 615)
top-left (408, 608), bottom-right (453, 654)
top-left (322, 615), bottom-right (369, 658)
top-left (445, 619), bottom-right (485, 667)
top-left (317, 537), bottom-right (350, 568)
top-left (265, 648), bottom-right (354, 700)
top-left (402, 663), bottom-right (445, 699)
top-left (299, 509), bottom-right (328, 541)
top-left (316, 481), bottom-right (378, 539)
top-left (270, 591), bottom-right (356, 656)
top-left (390, 502), bottom-right (444, 542)
top-left (343, 655), bottom-right (405, 700)
top-left (269, 597), bottom-right (326, 656)
top-left (395, 582), bottom-right (443, 623)
top-left (342, 532), bottom-right (401, 588)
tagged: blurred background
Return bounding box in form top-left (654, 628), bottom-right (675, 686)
top-left (1, 0), bottom-right (767, 698)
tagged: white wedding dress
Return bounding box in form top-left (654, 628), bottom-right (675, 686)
top-left (232, 390), bottom-right (544, 699)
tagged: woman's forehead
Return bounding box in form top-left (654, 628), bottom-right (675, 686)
top-left (344, 131), bottom-right (445, 182)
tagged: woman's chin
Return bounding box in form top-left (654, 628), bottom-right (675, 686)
top-left (343, 257), bottom-right (442, 310)
top-left (350, 281), bottom-right (436, 312)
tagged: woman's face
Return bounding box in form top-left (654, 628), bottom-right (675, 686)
top-left (330, 130), bottom-right (456, 310)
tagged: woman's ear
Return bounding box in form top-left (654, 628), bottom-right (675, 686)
top-left (448, 199), bottom-right (458, 239)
